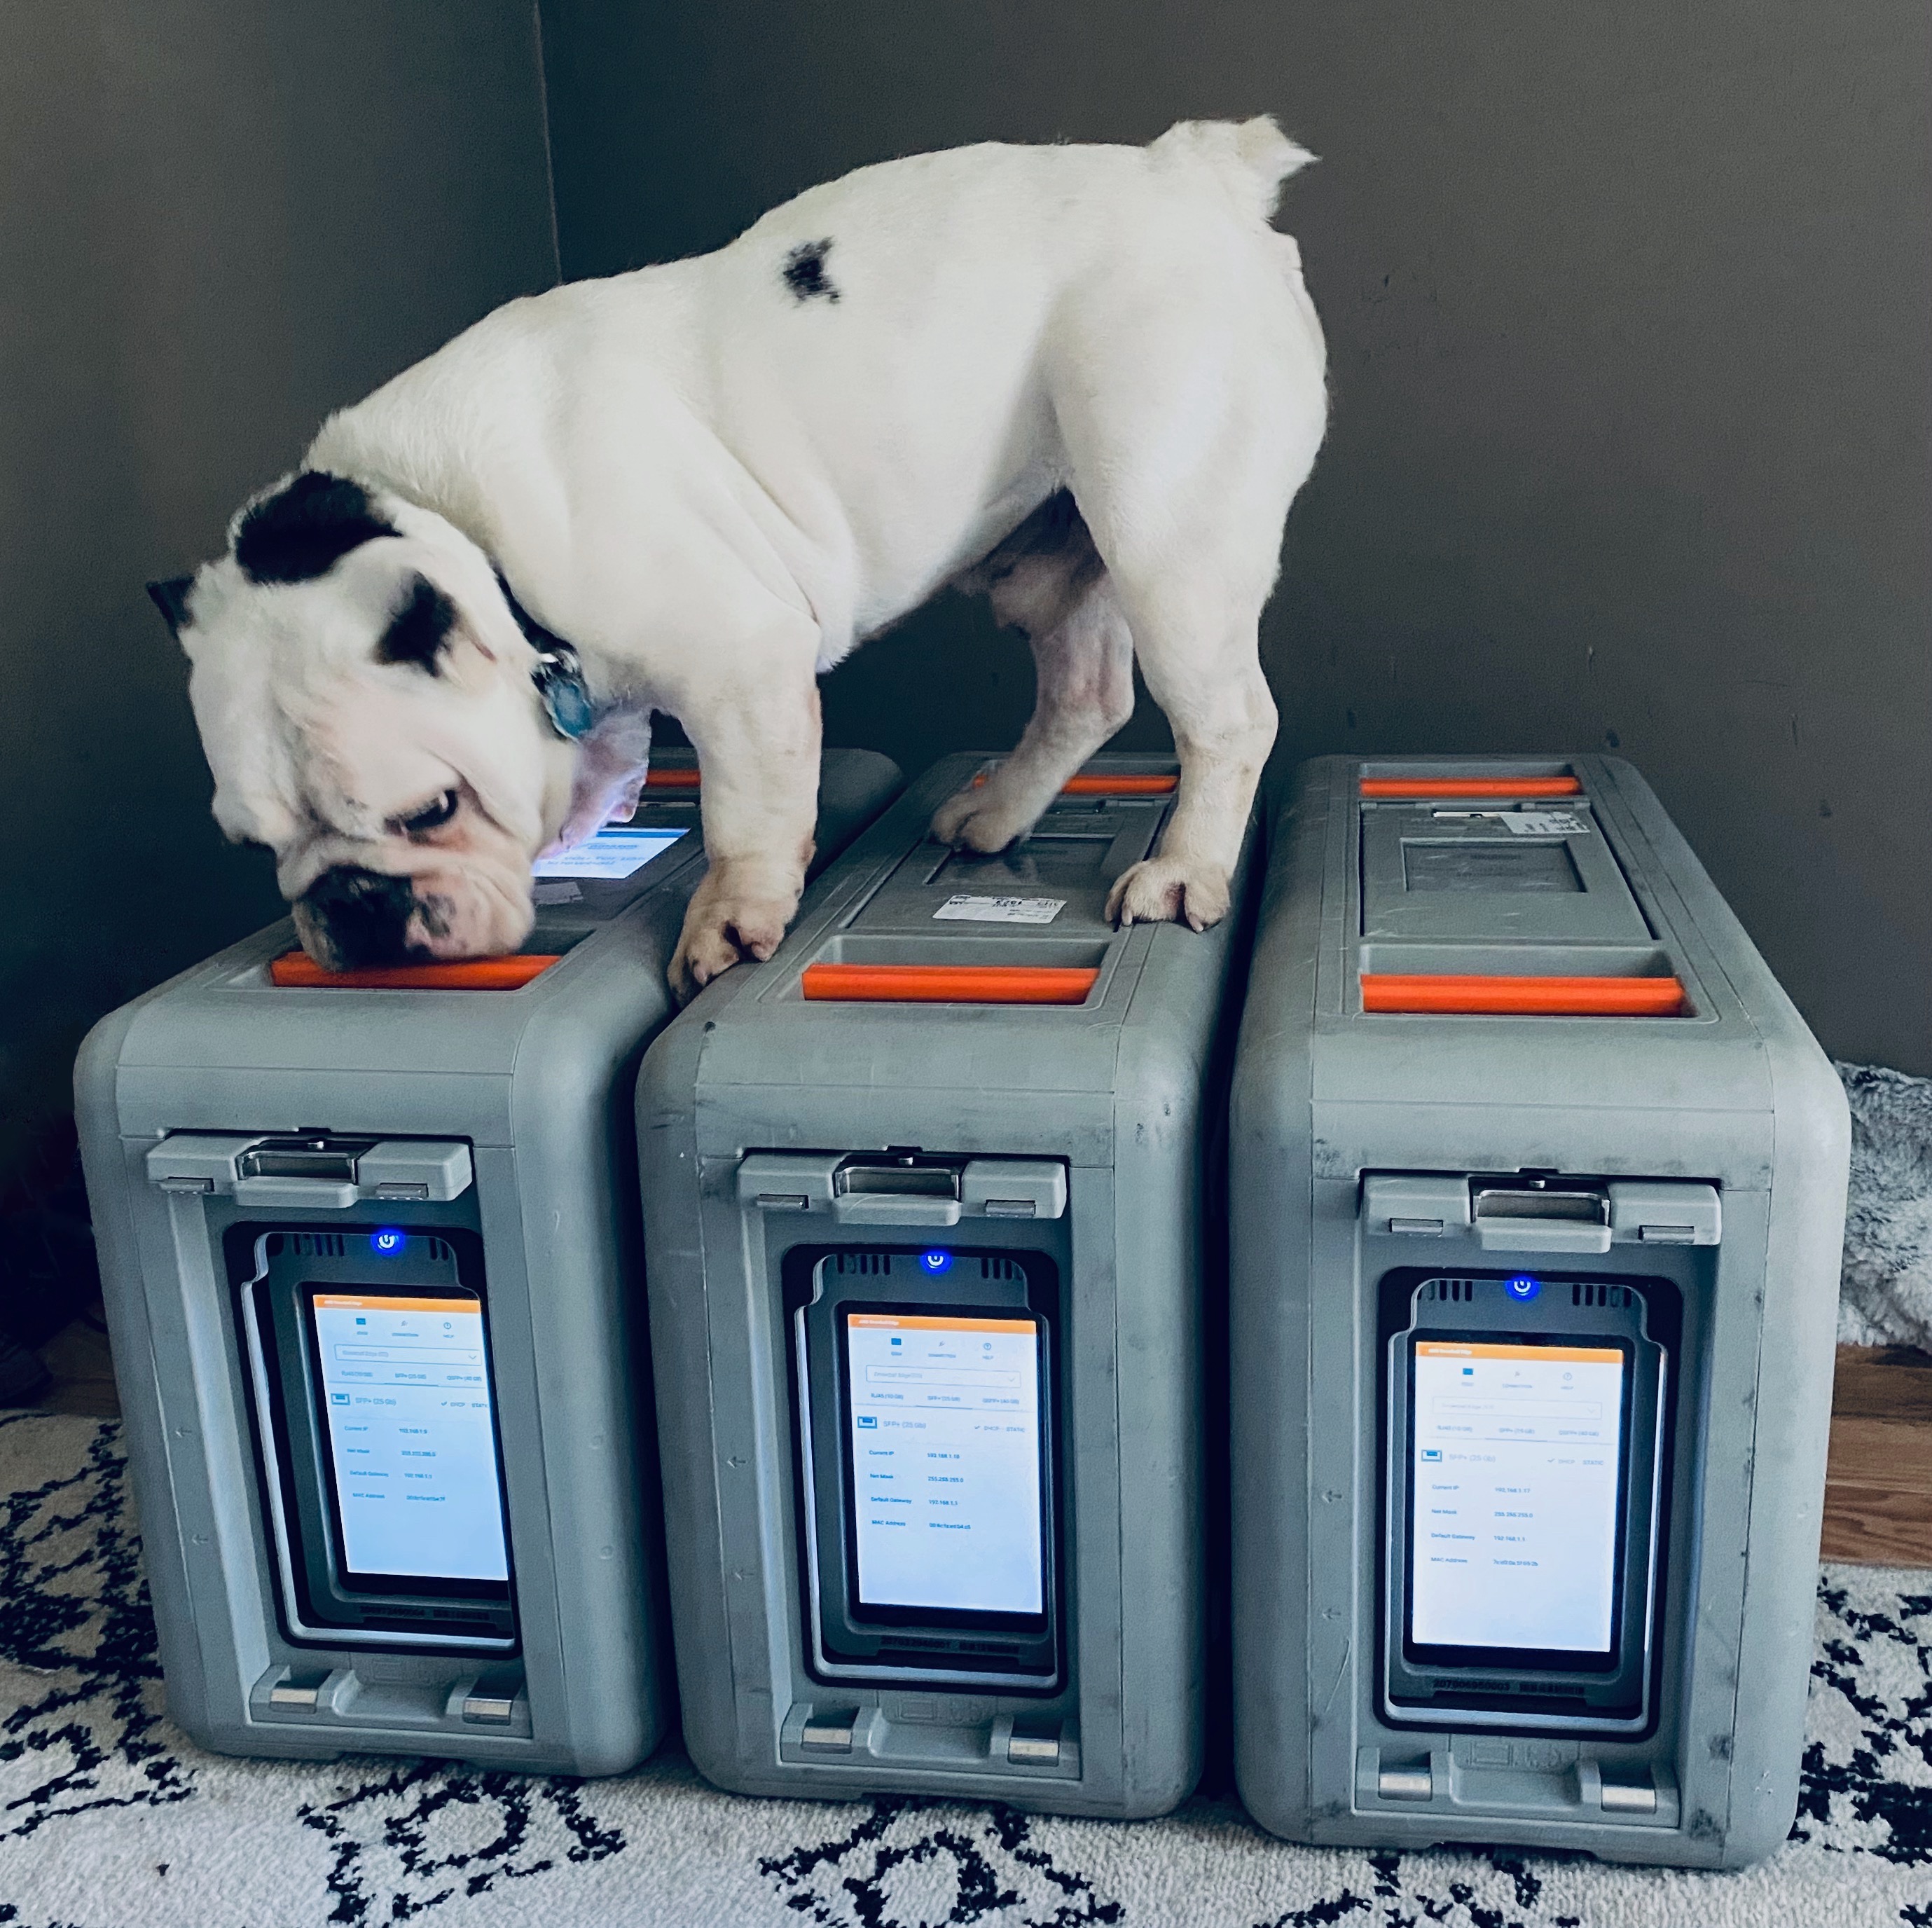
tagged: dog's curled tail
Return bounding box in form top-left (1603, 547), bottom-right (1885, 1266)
top-left (1150, 115), bottom-right (1316, 222)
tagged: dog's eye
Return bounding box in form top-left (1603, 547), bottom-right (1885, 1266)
top-left (396, 790), bottom-right (459, 836)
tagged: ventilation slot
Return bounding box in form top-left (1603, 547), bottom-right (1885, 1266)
top-left (1571, 1283), bottom-right (1629, 1308)
top-left (425, 1236), bottom-right (454, 1265)
top-left (1426, 1279), bottom-right (1474, 1302)
top-left (289, 1232), bottom-right (347, 1258)
top-left (833, 1252), bottom-right (894, 1276)
top-left (979, 1257), bottom-right (1023, 1281)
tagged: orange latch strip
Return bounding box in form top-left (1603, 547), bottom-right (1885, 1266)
top-left (643, 767), bottom-right (701, 790)
top-left (271, 951), bottom-right (561, 990)
top-left (1359, 776), bottom-right (1583, 799)
top-left (801, 963), bottom-right (1099, 1005)
top-left (1360, 973), bottom-right (1687, 1016)
top-left (970, 771), bottom-right (1178, 796)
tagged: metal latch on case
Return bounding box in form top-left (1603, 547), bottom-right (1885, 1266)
top-left (1471, 1180), bottom-right (1612, 1255)
top-left (145, 1133), bottom-right (473, 1209)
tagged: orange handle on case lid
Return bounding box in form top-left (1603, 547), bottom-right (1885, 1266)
top-left (970, 771), bottom-right (1178, 796)
top-left (800, 963), bottom-right (1099, 1004)
top-left (1359, 776), bottom-right (1582, 799)
top-left (1360, 973), bottom-right (1687, 1016)
top-left (643, 766), bottom-right (701, 790)
top-left (270, 951), bottom-right (561, 990)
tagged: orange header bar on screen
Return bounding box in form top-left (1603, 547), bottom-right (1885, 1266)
top-left (801, 963), bottom-right (1098, 1005)
top-left (1417, 1341), bottom-right (1624, 1365)
top-left (1361, 973), bottom-right (1687, 1016)
top-left (1359, 776), bottom-right (1583, 798)
top-left (968, 771), bottom-right (1177, 796)
top-left (848, 1314), bottom-right (1038, 1333)
top-left (643, 766), bottom-right (701, 790)
top-left (271, 952), bottom-right (560, 990)
top-left (312, 1295), bottom-right (481, 1316)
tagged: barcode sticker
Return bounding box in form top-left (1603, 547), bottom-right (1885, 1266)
top-left (932, 895), bottom-right (1066, 925)
top-left (1503, 811), bottom-right (1589, 837)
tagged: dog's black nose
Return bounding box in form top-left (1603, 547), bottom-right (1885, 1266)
top-left (300, 866), bottom-right (420, 970)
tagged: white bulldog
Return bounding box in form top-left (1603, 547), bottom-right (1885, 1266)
top-left (149, 117), bottom-right (1327, 998)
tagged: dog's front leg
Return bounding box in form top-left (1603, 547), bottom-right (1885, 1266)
top-left (669, 667), bottom-right (822, 1003)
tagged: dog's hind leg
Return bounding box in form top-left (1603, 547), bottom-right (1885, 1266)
top-left (931, 493), bottom-right (1137, 853)
top-left (1045, 230), bottom-right (1325, 930)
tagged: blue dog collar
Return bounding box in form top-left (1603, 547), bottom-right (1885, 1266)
top-left (530, 642), bottom-right (597, 741)
top-left (497, 572), bottom-right (598, 741)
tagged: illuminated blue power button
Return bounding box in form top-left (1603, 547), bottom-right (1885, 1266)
top-left (919, 1250), bottom-right (953, 1275)
top-left (371, 1230), bottom-right (404, 1255)
top-left (1505, 1274), bottom-right (1541, 1301)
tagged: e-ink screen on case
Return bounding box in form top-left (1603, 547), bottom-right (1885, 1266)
top-left (1409, 1341), bottom-right (1625, 1653)
top-left (843, 1313), bottom-right (1043, 1616)
top-left (309, 1293), bottom-right (509, 1585)
top-left (530, 825), bottom-right (686, 881)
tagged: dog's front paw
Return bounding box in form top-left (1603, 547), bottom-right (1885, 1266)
top-left (1104, 855), bottom-right (1231, 933)
top-left (670, 882), bottom-right (795, 1004)
top-left (930, 782), bottom-right (1030, 854)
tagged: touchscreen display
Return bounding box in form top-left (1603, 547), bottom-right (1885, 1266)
top-left (1409, 1340), bottom-right (1625, 1653)
top-left (309, 1292), bottom-right (509, 1585)
top-left (530, 825), bottom-right (685, 881)
top-left (843, 1312), bottom-right (1044, 1616)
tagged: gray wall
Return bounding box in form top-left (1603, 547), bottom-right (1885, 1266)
top-left (0, 2), bottom-right (558, 1182)
top-left (541, 0), bottom-right (1932, 1073)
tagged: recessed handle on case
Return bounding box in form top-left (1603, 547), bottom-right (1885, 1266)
top-left (801, 963), bottom-right (1099, 1004)
top-left (970, 771), bottom-right (1177, 796)
top-left (1360, 974), bottom-right (1688, 1016)
top-left (270, 952), bottom-right (560, 990)
top-left (1359, 776), bottom-right (1584, 799)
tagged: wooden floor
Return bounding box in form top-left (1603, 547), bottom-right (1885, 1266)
top-left (1823, 1345), bottom-right (1932, 1567)
top-left (8, 1320), bottom-right (1931, 1566)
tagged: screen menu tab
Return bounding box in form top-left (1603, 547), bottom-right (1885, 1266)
top-left (1409, 1340), bottom-right (1626, 1653)
top-left (843, 1312), bottom-right (1044, 1617)
top-left (530, 825), bottom-right (686, 882)
top-left (309, 1292), bottom-right (509, 1586)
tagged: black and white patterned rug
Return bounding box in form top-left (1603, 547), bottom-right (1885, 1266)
top-left (1, 1413), bottom-right (1928, 1928)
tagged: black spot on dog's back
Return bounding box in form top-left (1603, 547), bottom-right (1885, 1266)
top-left (782, 237), bottom-right (839, 303)
top-left (375, 574), bottom-right (457, 672)
top-left (235, 471), bottom-right (396, 585)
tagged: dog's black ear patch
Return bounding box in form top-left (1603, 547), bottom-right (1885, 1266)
top-left (146, 576), bottom-right (196, 635)
top-left (781, 237), bottom-right (839, 303)
top-left (234, 471), bottom-right (397, 585)
top-left (375, 574), bottom-right (458, 673)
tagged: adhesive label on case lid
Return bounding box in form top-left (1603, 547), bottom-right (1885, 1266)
top-left (932, 895), bottom-right (1065, 925)
top-left (1503, 811), bottom-right (1589, 837)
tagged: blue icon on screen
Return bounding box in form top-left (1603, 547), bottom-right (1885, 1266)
top-left (371, 1230), bottom-right (404, 1255)
top-left (330, 1393), bottom-right (349, 1405)
top-left (1421, 1447), bottom-right (1442, 1461)
top-left (1505, 1274), bottom-right (1542, 1301)
top-left (920, 1250), bottom-right (953, 1274)
top-left (857, 1415), bottom-right (878, 1428)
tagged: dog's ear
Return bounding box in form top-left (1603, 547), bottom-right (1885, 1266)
top-left (375, 574), bottom-right (460, 674)
top-left (146, 575), bottom-right (196, 638)
top-left (233, 471), bottom-right (396, 586)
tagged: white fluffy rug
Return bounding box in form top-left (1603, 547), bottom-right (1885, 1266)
top-left (1, 1414), bottom-right (1929, 1927)
top-left (1840, 1061), bottom-right (1932, 1351)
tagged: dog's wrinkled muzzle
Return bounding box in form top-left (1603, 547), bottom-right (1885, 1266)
top-left (294, 865), bottom-right (425, 971)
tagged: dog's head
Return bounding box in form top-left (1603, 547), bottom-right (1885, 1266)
top-left (150, 471), bottom-right (584, 970)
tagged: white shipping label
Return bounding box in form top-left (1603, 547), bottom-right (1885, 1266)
top-left (932, 894), bottom-right (1066, 925)
top-left (1503, 811), bottom-right (1589, 837)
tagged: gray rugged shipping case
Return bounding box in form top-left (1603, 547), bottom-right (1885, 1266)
top-left (74, 750), bottom-right (901, 1774)
top-left (636, 752), bottom-right (1252, 1815)
top-left (1229, 754), bottom-right (1849, 1866)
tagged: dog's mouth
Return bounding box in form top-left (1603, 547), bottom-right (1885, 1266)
top-left (292, 865), bottom-right (433, 971)
top-left (292, 859), bottom-right (534, 971)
